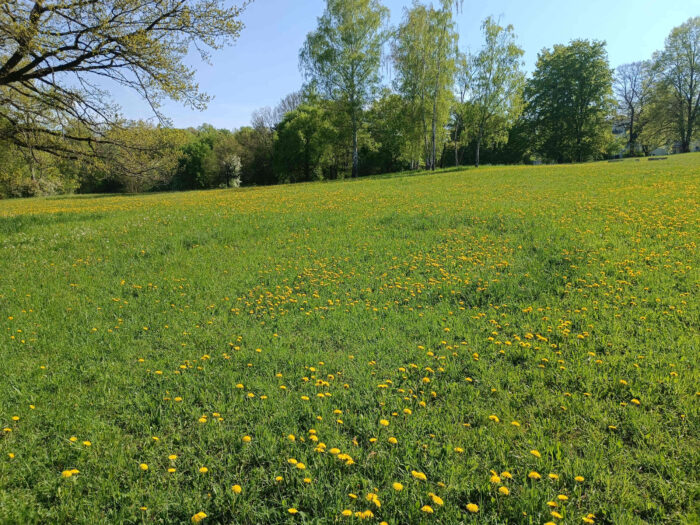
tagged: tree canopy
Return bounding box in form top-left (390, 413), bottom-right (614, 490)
top-left (525, 40), bottom-right (613, 163)
top-left (0, 0), bottom-right (247, 160)
top-left (300, 0), bottom-right (389, 178)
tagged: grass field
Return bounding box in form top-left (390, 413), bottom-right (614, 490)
top-left (0, 155), bottom-right (698, 524)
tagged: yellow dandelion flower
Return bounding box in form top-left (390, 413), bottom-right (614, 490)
top-left (139, 463), bottom-right (148, 471)
top-left (411, 470), bottom-right (427, 481)
top-left (232, 484), bottom-right (242, 494)
top-left (499, 486), bottom-right (510, 495)
top-left (466, 503), bottom-right (479, 513)
top-left (421, 505), bottom-right (434, 513)
top-left (191, 511), bottom-right (207, 523)
top-left (393, 482), bottom-right (404, 491)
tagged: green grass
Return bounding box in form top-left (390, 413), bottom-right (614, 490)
top-left (0, 155), bottom-right (698, 524)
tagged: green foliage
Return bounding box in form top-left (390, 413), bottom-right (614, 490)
top-left (462, 17), bottom-right (526, 167)
top-left (652, 16), bottom-right (700, 152)
top-left (273, 105), bottom-right (335, 183)
top-left (366, 90), bottom-right (415, 172)
top-left (0, 0), bottom-right (247, 160)
top-left (525, 40), bottom-right (614, 163)
top-left (0, 156), bottom-right (698, 523)
top-left (392, 3), bottom-right (458, 170)
top-left (300, 0), bottom-right (390, 177)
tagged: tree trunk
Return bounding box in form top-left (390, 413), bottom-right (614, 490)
top-left (352, 116), bottom-right (359, 178)
top-left (475, 129), bottom-right (482, 168)
top-left (628, 108), bottom-right (635, 154)
top-left (431, 99), bottom-right (437, 171)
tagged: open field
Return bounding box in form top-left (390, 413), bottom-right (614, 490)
top-left (0, 155), bottom-right (698, 524)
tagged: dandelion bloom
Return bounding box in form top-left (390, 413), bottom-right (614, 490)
top-left (191, 511), bottom-right (207, 523)
top-left (411, 470), bottom-right (427, 481)
top-left (574, 476), bottom-right (585, 482)
top-left (421, 505), bottom-right (434, 513)
top-left (499, 486), bottom-right (510, 495)
top-left (288, 508), bottom-right (298, 514)
top-left (530, 449), bottom-right (541, 458)
top-left (232, 484), bottom-right (242, 494)
top-left (430, 493), bottom-right (444, 505)
top-left (392, 482), bottom-right (404, 491)
top-left (242, 436), bottom-right (251, 443)
top-left (199, 467), bottom-right (208, 474)
top-left (341, 509), bottom-right (352, 517)
top-left (528, 471), bottom-right (541, 480)
top-left (379, 419), bottom-right (389, 427)
top-left (466, 503), bottom-right (479, 513)
top-left (139, 463), bottom-right (148, 471)
top-left (388, 437), bottom-right (398, 444)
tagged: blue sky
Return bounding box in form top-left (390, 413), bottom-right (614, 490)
top-left (115, 0), bottom-right (698, 129)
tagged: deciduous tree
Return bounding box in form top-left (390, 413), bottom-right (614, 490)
top-left (525, 40), bottom-right (613, 163)
top-left (0, 0), bottom-right (248, 163)
top-left (300, 0), bottom-right (389, 178)
top-left (462, 17), bottom-right (525, 167)
top-left (653, 17), bottom-right (700, 153)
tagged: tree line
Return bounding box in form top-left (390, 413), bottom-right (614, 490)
top-left (0, 0), bottom-right (698, 197)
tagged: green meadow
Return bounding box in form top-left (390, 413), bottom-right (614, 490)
top-left (0, 156), bottom-right (698, 524)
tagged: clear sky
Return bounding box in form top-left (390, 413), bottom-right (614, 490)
top-left (115, 0), bottom-right (699, 130)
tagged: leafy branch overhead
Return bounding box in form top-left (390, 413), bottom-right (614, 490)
top-left (0, 0), bottom-right (248, 158)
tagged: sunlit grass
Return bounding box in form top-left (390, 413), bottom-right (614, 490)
top-left (1, 155), bottom-right (698, 524)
